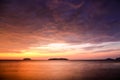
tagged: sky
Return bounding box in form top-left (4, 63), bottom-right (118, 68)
top-left (0, 0), bottom-right (120, 60)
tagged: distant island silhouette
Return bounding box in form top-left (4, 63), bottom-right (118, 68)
top-left (116, 57), bottom-right (120, 61)
top-left (48, 58), bottom-right (69, 60)
top-left (105, 58), bottom-right (114, 61)
top-left (0, 57), bottom-right (120, 61)
top-left (105, 57), bottom-right (120, 61)
top-left (23, 58), bottom-right (31, 61)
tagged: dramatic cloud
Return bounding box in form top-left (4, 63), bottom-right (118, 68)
top-left (0, 0), bottom-right (120, 59)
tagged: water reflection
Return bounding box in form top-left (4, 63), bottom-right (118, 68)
top-left (0, 61), bottom-right (120, 80)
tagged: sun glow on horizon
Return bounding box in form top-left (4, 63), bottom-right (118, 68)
top-left (0, 42), bottom-right (120, 59)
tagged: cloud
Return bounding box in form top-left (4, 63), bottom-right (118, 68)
top-left (94, 49), bottom-right (120, 53)
top-left (83, 45), bottom-right (104, 50)
top-left (0, 0), bottom-right (120, 58)
top-left (0, 50), bottom-right (21, 53)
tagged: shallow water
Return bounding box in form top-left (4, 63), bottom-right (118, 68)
top-left (0, 61), bottom-right (120, 80)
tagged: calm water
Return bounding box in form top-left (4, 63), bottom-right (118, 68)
top-left (0, 61), bottom-right (120, 80)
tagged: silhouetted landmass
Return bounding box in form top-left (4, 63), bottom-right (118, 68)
top-left (116, 57), bottom-right (120, 61)
top-left (48, 58), bottom-right (68, 60)
top-left (105, 58), bottom-right (114, 61)
top-left (105, 57), bottom-right (120, 61)
top-left (0, 57), bottom-right (120, 62)
top-left (23, 58), bottom-right (31, 61)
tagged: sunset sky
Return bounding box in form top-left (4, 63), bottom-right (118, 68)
top-left (0, 0), bottom-right (120, 60)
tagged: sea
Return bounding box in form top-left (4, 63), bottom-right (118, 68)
top-left (0, 61), bottom-right (120, 80)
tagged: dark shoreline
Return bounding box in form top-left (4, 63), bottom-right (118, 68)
top-left (0, 60), bottom-right (120, 62)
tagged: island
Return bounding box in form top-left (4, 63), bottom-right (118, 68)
top-left (116, 57), bottom-right (120, 61)
top-left (105, 58), bottom-right (114, 61)
top-left (48, 58), bottom-right (69, 60)
top-left (23, 58), bottom-right (31, 61)
top-left (105, 57), bottom-right (120, 61)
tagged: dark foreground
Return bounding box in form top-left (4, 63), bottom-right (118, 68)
top-left (0, 61), bottom-right (120, 80)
